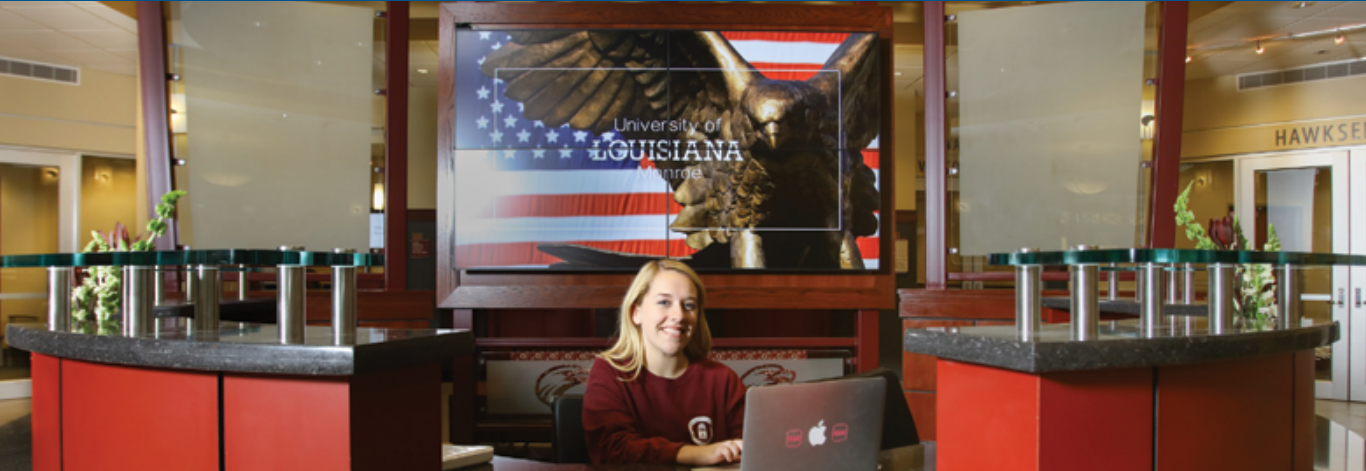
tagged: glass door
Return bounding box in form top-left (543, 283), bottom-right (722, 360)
top-left (1237, 151), bottom-right (1349, 400)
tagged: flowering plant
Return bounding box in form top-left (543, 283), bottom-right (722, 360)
top-left (71, 190), bottom-right (186, 323)
top-left (1174, 182), bottom-right (1280, 329)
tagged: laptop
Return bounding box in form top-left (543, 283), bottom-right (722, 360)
top-left (740, 376), bottom-right (886, 471)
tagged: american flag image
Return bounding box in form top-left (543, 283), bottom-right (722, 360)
top-left (451, 30), bottom-right (880, 269)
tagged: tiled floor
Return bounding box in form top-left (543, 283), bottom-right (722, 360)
top-left (1317, 399), bottom-right (1366, 438)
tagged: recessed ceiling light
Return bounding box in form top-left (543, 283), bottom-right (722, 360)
top-left (894, 71), bottom-right (902, 76)
top-left (1290, 1), bottom-right (1314, 8)
top-left (417, 69), bottom-right (429, 74)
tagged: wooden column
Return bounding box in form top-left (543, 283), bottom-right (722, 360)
top-left (923, 1), bottom-right (947, 289)
top-left (1146, 1), bottom-right (1189, 249)
top-left (384, 1), bottom-right (410, 290)
top-left (136, 1), bottom-right (177, 250)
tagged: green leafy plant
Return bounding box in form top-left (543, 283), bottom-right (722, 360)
top-left (1174, 181), bottom-right (1279, 329)
top-left (71, 190), bottom-right (186, 323)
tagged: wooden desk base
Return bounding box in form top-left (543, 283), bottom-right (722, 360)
top-left (936, 351), bottom-right (1314, 471)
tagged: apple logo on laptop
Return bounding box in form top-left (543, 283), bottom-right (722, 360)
top-left (809, 420), bottom-right (827, 446)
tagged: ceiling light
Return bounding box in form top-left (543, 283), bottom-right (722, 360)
top-left (894, 71), bottom-right (902, 76)
top-left (1185, 55), bottom-right (1192, 63)
top-left (1255, 40), bottom-right (1264, 54)
top-left (1290, 1), bottom-right (1314, 8)
top-left (1336, 32), bottom-right (1346, 44)
top-left (417, 68), bottom-right (429, 74)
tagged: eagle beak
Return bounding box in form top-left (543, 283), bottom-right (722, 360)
top-left (764, 122), bottom-right (779, 149)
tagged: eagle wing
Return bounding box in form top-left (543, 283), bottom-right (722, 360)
top-left (807, 33), bottom-right (881, 238)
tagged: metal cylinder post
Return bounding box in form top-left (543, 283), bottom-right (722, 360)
top-left (185, 266), bottom-right (199, 305)
top-left (1015, 248), bottom-right (1042, 340)
top-left (237, 264), bottom-right (248, 301)
top-left (332, 249), bottom-right (358, 345)
top-left (278, 246), bottom-right (306, 344)
top-left (1135, 269), bottom-right (1145, 303)
top-left (1106, 263), bottom-right (1118, 301)
top-left (1070, 261), bottom-right (1099, 341)
top-left (122, 266), bottom-right (154, 337)
top-left (153, 267), bottom-right (164, 306)
top-left (1139, 263), bottom-right (1166, 338)
top-left (1278, 265), bottom-right (1301, 330)
top-left (47, 267), bottom-right (72, 331)
top-left (1182, 263), bottom-right (1195, 304)
top-left (1207, 264), bottom-right (1235, 334)
top-left (196, 266), bottom-right (220, 339)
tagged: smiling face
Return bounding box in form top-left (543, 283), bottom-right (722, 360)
top-left (631, 269), bottom-right (700, 365)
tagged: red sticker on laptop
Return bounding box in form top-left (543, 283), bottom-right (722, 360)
top-left (832, 423), bottom-right (849, 443)
top-left (785, 428), bottom-right (803, 448)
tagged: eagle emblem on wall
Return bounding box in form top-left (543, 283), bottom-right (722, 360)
top-left (479, 31), bottom-right (881, 269)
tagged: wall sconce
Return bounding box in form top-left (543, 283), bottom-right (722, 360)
top-left (1140, 114), bottom-right (1156, 141)
top-left (372, 183), bottom-right (385, 212)
top-left (94, 165), bottom-right (113, 184)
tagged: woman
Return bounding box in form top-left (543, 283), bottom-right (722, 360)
top-left (582, 260), bottom-right (746, 465)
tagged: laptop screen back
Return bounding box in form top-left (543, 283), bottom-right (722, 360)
top-left (740, 376), bottom-right (885, 471)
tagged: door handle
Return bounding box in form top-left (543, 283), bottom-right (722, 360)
top-left (1339, 288), bottom-right (1346, 307)
top-left (1357, 288), bottom-right (1362, 308)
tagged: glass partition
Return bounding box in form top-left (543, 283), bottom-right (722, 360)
top-left (942, 1), bottom-right (1159, 286)
top-left (167, 1), bottom-right (383, 253)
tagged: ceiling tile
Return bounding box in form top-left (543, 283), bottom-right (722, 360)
top-left (53, 48), bottom-right (132, 68)
top-left (85, 63), bottom-right (135, 76)
top-left (0, 29), bottom-right (93, 50)
top-left (7, 2), bottom-right (120, 30)
top-left (64, 29), bottom-right (135, 50)
top-left (75, 3), bottom-right (135, 31)
top-left (0, 8), bottom-right (43, 29)
top-left (106, 48), bottom-right (137, 61)
top-left (0, 48), bottom-right (71, 65)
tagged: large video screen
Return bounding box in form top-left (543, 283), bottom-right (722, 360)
top-left (452, 29), bottom-right (882, 271)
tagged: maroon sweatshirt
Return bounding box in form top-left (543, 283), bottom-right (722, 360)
top-left (582, 356), bottom-right (746, 464)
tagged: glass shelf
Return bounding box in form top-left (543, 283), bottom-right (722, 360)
top-left (0, 249), bottom-right (383, 268)
top-left (988, 249), bottom-right (1366, 267)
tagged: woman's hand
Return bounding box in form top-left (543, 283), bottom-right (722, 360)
top-left (677, 439), bottom-right (743, 466)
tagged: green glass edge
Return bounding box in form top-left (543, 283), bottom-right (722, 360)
top-left (987, 249), bottom-right (1366, 266)
top-left (0, 249), bottom-right (385, 268)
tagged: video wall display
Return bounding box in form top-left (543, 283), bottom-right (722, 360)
top-left (452, 29), bottom-right (882, 271)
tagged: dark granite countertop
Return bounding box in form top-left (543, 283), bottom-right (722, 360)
top-left (6, 320), bottom-right (472, 376)
top-left (904, 319), bottom-right (1337, 373)
top-left (1040, 296), bottom-right (1208, 316)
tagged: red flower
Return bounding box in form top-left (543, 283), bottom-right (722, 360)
top-left (1209, 211), bottom-right (1235, 250)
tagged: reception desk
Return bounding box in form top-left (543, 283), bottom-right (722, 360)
top-left (8, 320), bottom-right (473, 471)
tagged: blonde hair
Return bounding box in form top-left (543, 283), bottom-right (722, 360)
top-left (599, 259), bottom-right (712, 381)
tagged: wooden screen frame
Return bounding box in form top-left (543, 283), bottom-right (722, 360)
top-left (436, 2), bottom-right (896, 310)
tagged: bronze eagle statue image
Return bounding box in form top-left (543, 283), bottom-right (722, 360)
top-left (479, 31), bottom-right (881, 269)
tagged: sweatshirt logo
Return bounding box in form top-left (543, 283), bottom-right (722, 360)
top-left (689, 416), bottom-right (714, 445)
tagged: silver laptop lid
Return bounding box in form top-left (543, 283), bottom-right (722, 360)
top-left (740, 376), bottom-right (886, 471)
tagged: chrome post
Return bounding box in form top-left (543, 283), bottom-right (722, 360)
top-left (153, 267), bottom-right (164, 306)
top-left (237, 264), bottom-right (248, 301)
top-left (1135, 268), bottom-right (1145, 303)
top-left (1207, 264), bottom-right (1235, 334)
top-left (332, 248), bottom-right (358, 345)
top-left (122, 266), bottom-right (153, 337)
top-left (47, 267), bottom-right (72, 331)
top-left (1166, 264), bottom-right (1181, 335)
top-left (185, 265), bottom-right (199, 305)
top-left (1278, 265), bottom-right (1301, 330)
top-left (1069, 245), bottom-right (1099, 341)
top-left (1139, 263), bottom-right (1166, 338)
top-left (1106, 263), bottom-right (1118, 301)
top-left (1014, 248), bottom-right (1042, 341)
top-left (1182, 263), bottom-right (1195, 304)
top-left (278, 246), bottom-right (306, 344)
top-left (195, 265), bottom-right (220, 339)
